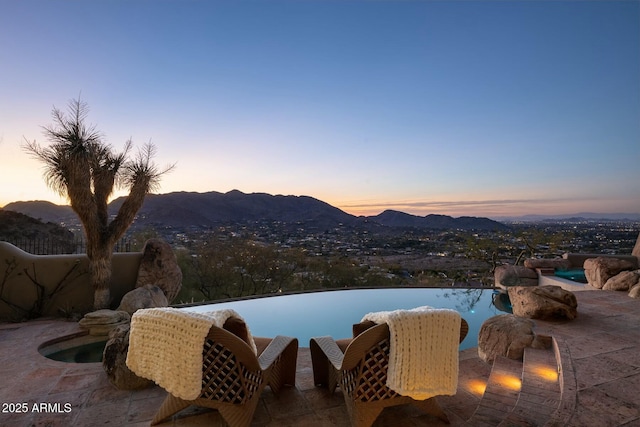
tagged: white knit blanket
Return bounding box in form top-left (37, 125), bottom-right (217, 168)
top-left (361, 305), bottom-right (461, 400)
top-left (126, 307), bottom-right (256, 401)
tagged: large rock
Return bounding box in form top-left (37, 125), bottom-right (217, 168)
top-left (117, 285), bottom-right (168, 315)
top-left (603, 271), bottom-right (640, 292)
top-left (477, 314), bottom-right (551, 363)
top-left (633, 232), bottom-right (640, 259)
top-left (524, 258), bottom-right (571, 270)
top-left (583, 257), bottom-right (636, 289)
top-left (507, 285), bottom-right (577, 320)
top-left (629, 283), bottom-right (640, 299)
top-left (102, 324), bottom-right (153, 390)
top-left (135, 239), bottom-right (182, 303)
top-left (78, 309), bottom-right (130, 336)
top-left (494, 265), bottom-right (538, 288)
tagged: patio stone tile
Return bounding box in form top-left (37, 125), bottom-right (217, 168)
top-left (126, 394), bottom-right (165, 424)
top-left (444, 402), bottom-right (478, 421)
top-left (262, 387), bottom-right (314, 419)
top-left (130, 385), bottom-right (166, 401)
top-left (3, 373), bottom-right (58, 399)
top-left (85, 384), bottom-right (132, 406)
top-left (60, 362), bottom-right (105, 376)
top-left (564, 331), bottom-right (635, 359)
top-left (573, 355), bottom-right (640, 390)
top-left (29, 410), bottom-right (77, 427)
top-left (0, 373), bottom-right (28, 401)
top-left (123, 422), bottom-right (155, 427)
top-left (438, 388), bottom-right (480, 409)
top-left (251, 399), bottom-right (271, 425)
top-left (171, 406), bottom-right (225, 426)
top-left (24, 365), bottom-right (68, 381)
top-left (0, 408), bottom-right (36, 426)
top-left (305, 404), bottom-right (351, 426)
top-left (374, 407), bottom-right (432, 426)
top-left (44, 387), bottom-right (92, 414)
top-left (264, 410), bottom-right (345, 427)
top-left (597, 374), bottom-right (640, 407)
top-left (50, 371), bottom-right (103, 394)
top-left (568, 386), bottom-right (640, 427)
top-left (300, 387), bottom-right (345, 411)
top-left (72, 402), bottom-right (130, 426)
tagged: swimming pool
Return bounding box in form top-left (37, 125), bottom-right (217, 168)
top-left (181, 288), bottom-right (503, 350)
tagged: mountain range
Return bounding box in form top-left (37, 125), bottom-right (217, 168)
top-left (2, 190), bottom-right (510, 231)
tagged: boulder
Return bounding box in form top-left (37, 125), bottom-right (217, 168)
top-left (629, 283), bottom-right (640, 299)
top-left (603, 271), bottom-right (640, 292)
top-left (583, 257), bottom-right (636, 289)
top-left (78, 309), bottom-right (130, 336)
top-left (135, 238), bottom-right (182, 303)
top-left (102, 324), bottom-right (153, 390)
top-left (507, 285), bottom-right (577, 320)
top-left (494, 264), bottom-right (538, 288)
top-left (477, 314), bottom-right (551, 363)
top-left (524, 258), bottom-right (571, 270)
top-left (633, 231), bottom-right (640, 259)
top-left (117, 285), bottom-right (168, 315)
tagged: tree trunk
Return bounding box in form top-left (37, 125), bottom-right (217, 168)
top-left (90, 249), bottom-right (113, 310)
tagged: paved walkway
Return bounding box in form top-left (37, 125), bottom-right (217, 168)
top-left (1, 290), bottom-right (639, 426)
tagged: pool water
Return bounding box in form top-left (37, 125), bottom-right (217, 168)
top-left (554, 268), bottom-right (588, 283)
top-left (182, 287), bottom-right (504, 350)
top-left (39, 334), bottom-right (107, 363)
top-left (46, 340), bottom-right (107, 363)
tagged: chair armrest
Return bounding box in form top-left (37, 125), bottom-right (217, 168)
top-left (460, 318), bottom-right (469, 343)
top-left (310, 336), bottom-right (345, 390)
top-left (310, 336), bottom-right (345, 370)
top-left (258, 335), bottom-right (298, 371)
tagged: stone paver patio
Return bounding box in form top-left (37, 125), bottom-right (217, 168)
top-left (1, 289), bottom-right (639, 426)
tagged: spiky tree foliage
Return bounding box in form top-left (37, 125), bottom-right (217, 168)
top-left (24, 98), bottom-right (174, 309)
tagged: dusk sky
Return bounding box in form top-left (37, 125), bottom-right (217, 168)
top-left (1, 1), bottom-right (639, 219)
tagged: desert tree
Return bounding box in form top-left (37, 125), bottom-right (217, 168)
top-left (24, 97), bottom-right (174, 309)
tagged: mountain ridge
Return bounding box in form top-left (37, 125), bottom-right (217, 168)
top-left (3, 190), bottom-right (508, 231)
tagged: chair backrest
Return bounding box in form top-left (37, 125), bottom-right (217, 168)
top-left (340, 318), bottom-right (469, 402)
top-left (200, 326), bottom-right (263, 404)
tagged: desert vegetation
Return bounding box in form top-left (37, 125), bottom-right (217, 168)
top-left (23, 97), bottom-right (173, 309)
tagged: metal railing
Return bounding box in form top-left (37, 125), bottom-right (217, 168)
top-left (4, 237), bottom-right (133, 255)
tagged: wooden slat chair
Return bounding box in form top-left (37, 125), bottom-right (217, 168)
top-left (152, 321), bottom-right (298, 426)
top-left (310, 318), bottom-right (469, 427)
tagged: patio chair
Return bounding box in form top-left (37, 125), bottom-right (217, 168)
top-left (127, 308), bottom-right (298, 427)
top-left (310, 312), bottom-right (468, 427)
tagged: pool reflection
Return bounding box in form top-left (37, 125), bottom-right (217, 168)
top-left (182, 287), bottom-right (503, 350)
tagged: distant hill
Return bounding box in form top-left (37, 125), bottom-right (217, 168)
top-left (108, 190), bottom-right (360, 229)
top-left (4, 190), bottom-right (507, 232)
top-left (495, 212), bottom-right (640, 222)
top-left (368, 210), bottom-right (509, 231)
top-left (0, 208), bottom-right (75, 253)
top-left (3, 200), bottom-right (75, 223)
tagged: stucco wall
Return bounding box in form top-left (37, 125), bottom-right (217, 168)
top-left (0, 241), bottom-right (142, 321)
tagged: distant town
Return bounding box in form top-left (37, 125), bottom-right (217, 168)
top-left (56, 214), bottom-right (640, 300)
top-left (2, 194), bottom-right (638, 303)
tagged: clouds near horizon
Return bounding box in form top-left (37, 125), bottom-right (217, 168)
top-left (1, 1), bottom-right (638, 218)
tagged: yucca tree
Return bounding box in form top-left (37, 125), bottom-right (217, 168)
top-left (24, 98), bottom-right (174, 309)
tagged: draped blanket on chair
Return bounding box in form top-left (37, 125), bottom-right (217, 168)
top-left (126, 307), bottom-right (256, 400)
top-left (361, 306), bottom-right (461, 400)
